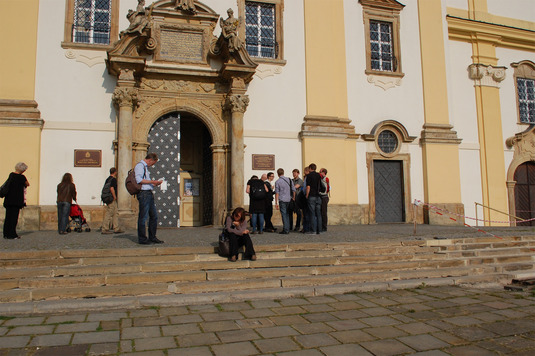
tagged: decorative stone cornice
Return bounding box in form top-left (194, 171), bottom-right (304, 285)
top-left (362, 120), bottom-right (416, 142)
top-left (420, 123), bottom-right (462, 145)
top-left (225, 94), bottom-right (249, 113)
top-left (468, 64), bottom-right (507, 88)
top-left (113, 87), bottom-right (139, 108)
top-left (366, 74), bottom-right (402, 90)
top-left (0, 100), bottom-right (43, 128)
top-left (300, 116), bottom-right (359, 140)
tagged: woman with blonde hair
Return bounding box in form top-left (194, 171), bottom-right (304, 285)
top-left (57, 173), bottom-right (77, 235)
top-left (2, 162), bottom-right (29, 239)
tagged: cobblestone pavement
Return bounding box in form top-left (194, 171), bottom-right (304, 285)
top-left (2, 224), bottom-right (535, 251)
top-left (0, 285), bottom-right (534, 355)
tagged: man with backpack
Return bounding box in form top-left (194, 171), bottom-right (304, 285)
top-left (274, 168), bottom-right (295, 234)
top-left (101, 167), bottom-right (124, 234)
top-left (305, 163), bottom-right (322, 235)
top-left (135, 153), bottom-right (163, 244)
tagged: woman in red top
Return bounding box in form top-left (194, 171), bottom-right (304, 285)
top-left (225, 207), bottom-right (256, 262)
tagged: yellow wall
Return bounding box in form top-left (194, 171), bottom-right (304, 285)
top-left (303, 0), bottom-right (348, 118)
top-left (0, 0), bottom-right (39, 100)
top-left (418, 0), bottom-right (462, 205)
top-left (302, 138), bottom-right (358, 205)
top-left (0, 127), bottom-right (41, 205)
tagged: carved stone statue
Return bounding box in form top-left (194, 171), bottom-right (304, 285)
top-left (121, 0), bottom-right (151, 38)
top-left (220, 8), bottom-right (242, 52)
top-left (176, 0), bottom-right (196, 13)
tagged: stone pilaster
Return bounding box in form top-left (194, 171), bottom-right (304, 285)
top-left (112, 87), bottom-right (138, 214)
top-left (225, 94), bottom-right (249, 210)
top-left (211, 143), bottom-right (229, 224)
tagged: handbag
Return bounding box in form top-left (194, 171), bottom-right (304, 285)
top-left (218, 228), bottom-right (230, 257)
top-left (0, 176), bottom-right (11, 198)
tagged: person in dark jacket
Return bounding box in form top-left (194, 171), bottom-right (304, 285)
top-left (225, 207), bottom-right (256, 262)
top-left (57, 173), bottom-right (77, 235)
top-left (2, 162), bottom-right (29, 239)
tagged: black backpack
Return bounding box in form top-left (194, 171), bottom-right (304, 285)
top-left (101, 179), bottom-right (113, 204)
top-left (251, 184), bottom-right (266, 200)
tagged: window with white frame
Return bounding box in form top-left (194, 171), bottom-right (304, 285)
top-left (73, 0), bottom-right (112, 44)
top-left (370, 20), bottom-right (395, 72)
top-left (245, 1), bottom-right (277, 59)
top-left (518, 78), bottom-right (535, 124)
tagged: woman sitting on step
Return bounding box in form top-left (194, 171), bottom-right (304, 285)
top-left (225, 207), bottom-right (257, 262)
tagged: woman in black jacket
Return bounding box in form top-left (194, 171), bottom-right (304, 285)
top-left (2, 162), bottom-right (29, 239)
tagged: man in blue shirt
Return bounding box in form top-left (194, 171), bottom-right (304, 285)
top-left (275, 168), bottom-right (295, 234)
top-left (135, 153), bottom-right (163, 244)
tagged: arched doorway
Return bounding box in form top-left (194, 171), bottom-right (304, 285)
top-left (514, 161), bottom-right (535, 226)
top-left (147, 112), bottom-right (213, 227)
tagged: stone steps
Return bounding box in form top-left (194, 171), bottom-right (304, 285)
top-left (0, 236), bottom-right (532, 303)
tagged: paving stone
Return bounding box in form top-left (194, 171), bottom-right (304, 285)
top-left (29, 333), bottom-right (72, 347)
top-left (320, 344), bottom-right (373, 356)
top-left (212, 341), bottom-right (259, 356)
top-left (45, 315), bottom-right (87, 324)
top-left (390, 313), bottom-right (416, 323)
top-left (326, 319), bottom-right (367, 331)
top-left (425, 319), bottom-right (457, 331)
top-left (176, 332), bottom-right (220, 347)
top-left (122, 326), bottom-right (162, 339)
top-left (471, 311), bottom-right (507, 323)
top-left (167, 346), bottom-right (213, 356)
top-left (474, 339), bottom-right (512, 354)
top-left (301, 312), bottom-right (339, 323)
top-left (219, 302), bottom-right (252, 311)
top-left (4, 317), bottom-right (45, 326)
top-left (71, 331), bottom-right (120, 344)
top-left (300, 304), bottom-right (335, 313)
top-left (87, 312), bottom-right (127, 321)
top-left (306, 296), bottom-right (338, 304)
top-left (121, 318), bottom-right (133, 328)
top-left (481, 319), bottom-right (535, 336)
top-left (129, 309), bottom-right (160, 318)
top-left (120, 340), bottom-right (133, 353)
top-left (328, 301), bottom-right (364, 310)
top-left (254, 337), bottom-right (301, 353)
top-left (395, 321), bottom-right (440, 335)
top-left (133, 317), bottom-right (170, 327)
top-left (279, 298), bottom-right (310, 306)
top-left (55, 321), bottom-right (99, 333)
top-left (121, 351), bottom-right (165, 356)
top-left (431, 331), bottom-right (466, 346)
top-left (397, 334), bottom-right (450, 351)
top-left (0, 327), bottom-right (7, 336)
top-left (0, 335), bottom-right (30, 348)
top-left (370, 298), bottom-right (399, 307)
top-left (330, 329), bottom-right (376, 343)
top-left (409, 351), bottom-right (450, 356)
top-left (241, 308), bottom-right (276, 318)
top-left (364, 326), bottom-right (408, 339)
top-left (292, 322), bottom-right (334, 334)
top-left (188, 305), bottom-right (220, 313)
top-left (331, 294), bottom-right (362, 302)
top-left (443, 316), bottom-right (482, 327)
top-left (482, 301), bottom-right (517, 309)
top-left (360, 338), bottom-right (415, 356)
top-left (329, 309), bottom-right (368, 320)
top-left (201, 311), bottom-right (243, 322)
top-left (271, 306), bottom-right (306, 315)
top-left (32, 344), bottom-right (90, 356)
top-left (445, 345), bottom-right (498, 356)
top-left (88, 342), bottom-right (119, 355)
top-left (7, 325), bottom-right (55, 335)
top-left (236, 318), bottom-right (274, 329)
top-left (250, 300), bottom-right (281, 308)
top-left (492, 309), bottom-right (526, 318)
top-left (448, 297), bottom-right (480, 306)
top-left (134, 336), bottom-right (177, 351)
top-left (199, 320), bottom-right (238, 333)
top-left (255, 325), bottom-right (300, 338)
top-left (450, 326), bottom-right (497, 341)
top-left (169, 314), bottom-right (203, 324)
top-left (270, 315), bottom-right (309, 326)
top-left (361, 307), bottom-right (395, 316)
top-left (277, 350), bottom-right (324, 356)
top-left (294, 333), bottom-right (340, 348)
top-left (216, 328), bottom-right (260, 343)
top-left (101, 320), bottom-right (121, 331)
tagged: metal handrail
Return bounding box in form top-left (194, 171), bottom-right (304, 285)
top-left (474, 202), bottom-right (524, 226)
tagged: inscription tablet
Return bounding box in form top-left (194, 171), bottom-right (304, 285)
top-left (160, 29), bottom-right (203, 62)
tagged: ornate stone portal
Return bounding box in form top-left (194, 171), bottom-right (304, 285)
top-left (106, 0), bottom-right (257, 226)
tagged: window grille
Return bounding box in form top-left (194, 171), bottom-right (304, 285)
top-left (370, 20), bottom-right (395, 72)
top-left (378, 130), bottom-right (398, 154)
top-left (73, 0), bottom-right (111, 44)
top-left (245, 1), bottom-right (277, 59)
top-left (518, 78), bottom-right (535, 124)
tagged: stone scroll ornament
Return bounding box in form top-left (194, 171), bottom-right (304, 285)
top-left (226, 94), bottom-right (250, 113)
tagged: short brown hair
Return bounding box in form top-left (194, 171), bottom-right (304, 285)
top-left (145, 152), bottom-right (158, 161)
top-left (277, 168), bottom-right (284, 176)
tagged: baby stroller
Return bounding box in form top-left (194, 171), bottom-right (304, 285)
top-left (67, 203), bottom-right (91, 233)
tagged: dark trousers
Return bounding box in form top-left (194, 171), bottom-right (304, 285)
top-left (3, 206), bottom-right (21, 238)
top-left (321, 196), bottom-right (329, 231)
top-left (289, 207), bottom-right (302, 230)
top-left (57, 202), bottom-right (71, 233)
top-left (137, 190), bottom-right (158, 242)
top-left (308, 196), bottom-right (322, 234)
top-left (264, 200), bottom-right (275, 230)
top-left (228, 232), bottom-right (256, 259)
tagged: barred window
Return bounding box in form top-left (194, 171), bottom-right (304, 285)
top-left (370, 21), bottom-right (394, 72)
top-left (245, 1), bottom-right (276, 59)
top-left (73, 0), bottom-right (112, 45)
top-left (377, 130), bottom-right (398, 154)
top-left (518, 78), bottom-right (535, 124)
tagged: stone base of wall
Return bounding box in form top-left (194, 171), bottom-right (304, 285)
top-left (424, 203), bottom-right (465, 225)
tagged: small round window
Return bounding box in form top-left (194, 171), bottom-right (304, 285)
top-left (377, 130), bottom-right (398, 154)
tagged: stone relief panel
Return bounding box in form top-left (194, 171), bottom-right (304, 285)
top-left (254, 64), bottom-right (283, 80)
top-left (65, 49), bottom-right (106, 67)
top-left (367, 74), bottom-right (402, 90)
top-left (140, 79), bottom-right (220, 94)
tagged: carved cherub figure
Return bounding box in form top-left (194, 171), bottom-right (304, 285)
top-left (220, 8), bottom-right (242, 52)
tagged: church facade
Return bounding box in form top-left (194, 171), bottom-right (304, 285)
top-left (1, 0), bottom-right (535, 230)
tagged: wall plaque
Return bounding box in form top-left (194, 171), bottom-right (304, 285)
top-left (252, 154), bottom-right (275, 170)
top-left (160, 29), bottom-right (203, 62)
top-left (74, 150), bottom-right (102, 167)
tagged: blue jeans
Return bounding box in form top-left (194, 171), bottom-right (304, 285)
top-left (307, 196), bottom-right (322, 233)
top-left (279, 201), bottom-right (290, 233)
top-left (57, 202), bottom-right (71, 233)
top-left (251, 213), bottom-right (264, 233)
top-left (138, 190), bottom-right (158, 242)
